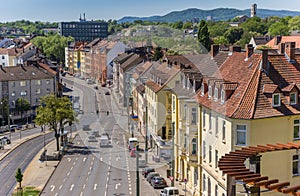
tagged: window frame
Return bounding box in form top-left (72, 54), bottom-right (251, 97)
top-left (293, 154), bottom-right (300, 176)
top-left (208, 85), bottom-right (212, 98)
top-left (272, 93), bottom-right (281, 107)
top-left (236, 124), bottom-right (247, 146)
top-left (290, 92), bottom-right (298, 105)
top-left (214, 87), bottom-right (219, 101)
top-left (221, 89), bottom-right (225, 103)
top-left (191, 107), bottom-right (197, 125)
top-left (294, 119), bottom-right (300, 140)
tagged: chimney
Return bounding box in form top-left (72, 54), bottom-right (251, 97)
top-left (229, 45), bottom-right (241, 52)
top-left (278, 42), bottom-right (285, 54)
top-left (261, 49), bottom-right (269, 73)
top-left (285, 42), bottom-right (295, 61)
top-left (275, 36), bottom-right (282, 45)
top-left (211, 44), bottom-right (219, 57)
top-left (245, 44), bottom-right (254, 59)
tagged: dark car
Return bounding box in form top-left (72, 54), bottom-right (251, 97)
top-left (142, 167), bottom-right (155, 178)
top-left (94, 86), bottom-right (98, 90)
top-left (151, 176), bottom-right (167, 188)
top-left (146, 172), bottom-right (160, 183)
top-left (105, 91), bottom-right (110, 95)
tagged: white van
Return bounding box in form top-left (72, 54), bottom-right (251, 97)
top-left (128, 137), bottom-right (138, 151)
top-left (160, 187), bottom-right (179, 196)
top-left (100, 135), bottom-right (111, 147)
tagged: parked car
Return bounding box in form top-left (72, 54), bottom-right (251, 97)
top-left (105, 91), bottom-right (110, 95)
top-left (142, 167), bottom-right (155, 178)
top-left (146, 172), bottom-right (160, 183)
top-left (138, 159), bottom-right (147, 168)
top-left (151, 176), bottom-right (167, 188)
top-left (0, 136), bottom-right (11, 145)
top-left (160, 187), bottom-right (179, 196)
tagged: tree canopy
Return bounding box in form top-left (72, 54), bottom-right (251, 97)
top-left (197, 20), bottom-right (210, 51)
top-left (34, 94), bottom-right (76, 151)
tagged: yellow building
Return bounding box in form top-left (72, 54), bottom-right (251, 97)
top-left (197, 43), bottom-right (300, 195)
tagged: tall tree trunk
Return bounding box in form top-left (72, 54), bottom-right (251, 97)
top-left (55, 130), bottom-right (60, 151)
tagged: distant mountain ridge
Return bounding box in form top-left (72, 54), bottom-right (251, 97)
top-left (117, 8), bottom-right (300, 23)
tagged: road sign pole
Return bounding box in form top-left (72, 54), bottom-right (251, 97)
top-left (136, 144), bottom-right (140, 196)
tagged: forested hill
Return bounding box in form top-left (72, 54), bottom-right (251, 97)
top-left (118, 8), bottom-right (300, 23)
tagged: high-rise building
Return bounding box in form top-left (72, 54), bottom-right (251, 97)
top-left (58, 14), bottom-right (108, 42)
top-left (251, 3), bottom-right (257, 17)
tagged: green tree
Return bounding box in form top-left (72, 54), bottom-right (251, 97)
top-left (288, 16), bottom-right (300, 31)
top-left (15, 98), bottom-right (31, 120)
top-left (15, 167), bottom-right (23, 189)
top-left (213, 36), bottom-right (229, 45)
top-left (152, 47), bottom-right (163, 61)
top-left (197, 20), bottom-right (210, 51)
top-left (268, 21), bottom-right (290, 36)
top-left (207, 21), bottom-right (229, 38)
top-left (224, 27), bottom-right (244, 44)
top-left (241, 16), bottom-right (268, 35)
top-left (34, 94), bottom-right (76, 151)
top-left (182, 21), bottom-right (193, 29)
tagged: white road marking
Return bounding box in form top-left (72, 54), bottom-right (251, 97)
top-left (67, 157), bottom-right (71, 162)
top-left (59, 185), bottom-right (62, 190)
top-left (116, 156), bottom-right (120, 161)
top-left (70, 184), bottom-right (74, 191)
top-left (54, 193), bottom-right (58, 196)
top-left (104, 191), bottom-right (107, 196)
top-left (73, 162), bottom-right (76, 165)
top-left (92, 156), bottom-right (95, 160)
top-left (89, 166), bottom-right (92, 171)
top-left (83, 157), bottom-right (86, 162)
top-left (71, 166), bottom-right (73, 170)
top-left (94, 184), bottom-right (97, 190)
top-left (80, 192), bottom-right (83, 196)
top-left (67, 171), bottom-right (70, 176)
top-left (83, 184), bottom-right (86, 189)
top-left (129, 183), bottom-right (131, 187)
top-left (63, 178), bottom-right (66, 182)
top-left (50, 185), bottom-right (55, 192)
top-left (129, 187), bottom-right (132, 191)
top-left (100, 157), bottom-right (103, 162)
top-left (115, 183), bottom-right (121, 190)
top-left (106, 183), bottom-right (108, 189)
top-left (91, 161), bottom-right (94, 165)
top-left (129, 191), bottom-right (132, 194)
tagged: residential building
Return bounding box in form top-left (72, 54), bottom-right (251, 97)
top-left (0, 64), bottom-right (57, 116)
top-left (197, 43), bottom-right (300, 195)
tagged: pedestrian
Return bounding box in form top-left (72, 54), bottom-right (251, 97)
top-left (41, 126), bottom-right (44, 133)
top-left (107, 111), bottom-right (109, 115)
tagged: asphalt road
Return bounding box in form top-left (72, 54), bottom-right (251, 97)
top-left (41, 76), bottom-right (160, 196)
top-left (0, 132), bottom-right (54, 196)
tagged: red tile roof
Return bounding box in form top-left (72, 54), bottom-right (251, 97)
top-left (196, 50), bottom-right (300, 119)
top-left (266, 36), bottom-right (300, 49)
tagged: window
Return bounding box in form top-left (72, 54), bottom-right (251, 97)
top-left (215, 150), bottom-right (219, 168)
top-left (294, 119), bottom-right (300, 140)
top-left (290, 93), bottom-right (297, 105)
top-left (214, 87), bottom-right (218, 100)
top-left (191, 138), bottom-right (197, 155)
top-left (20, 81), bottom-right (26, 86)
top-left (236, 125), bottom-right (247, 146)
top-left (191, 108), bottom-right (197, 124)
top-left (209, 113), bottom-right (212, 131)
top-left (36, 80), bottom-right (41, 85)
top-left (20, 91), bottom-right (27, 96)
top-left (203, 174), bottom-right (206, 191)
top-left (221, 90), bottom-right (225, 103)
top-left (172, 95), bottom-right (176, 113)
top-left (215, 116), bottom-right (219, 137)
top-left (201, 84), bottom-right (205, 96)
top-left (293, 154), bottom-right (300, 176)
top-left (11, 91), bottom-right (15, 97)
top-left (203, 110), bottom-right (206, 129)
top-left (36, 89), bottom-right (41, 94)
top-left (222, 120), bottom-right (226, 143)
top-left (215, 185), bottom-right (218, 196)
top-left (203, 141), bottom-right (206, 160)
top-left (272, 93), bottom-right (281, 107)
top-left (208, 85), bottom-right (212, 98)
top-left (209, 145), bottom-right (212, 164)
top-left (183, 104), bottom-right (187, 119)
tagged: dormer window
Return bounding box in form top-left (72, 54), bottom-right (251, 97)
top-left (221, 90), bottom-right (225, 103)
top-left (290, 92), bottom-right (298, 105)
top-left (208, 85), bottom-right (212, 98)
top-left (214, 87), bottom-right (218, 101)
top-left (272, 93), bottom-right (281, 107)
top-left (201, 85), bottom-right (205, 96)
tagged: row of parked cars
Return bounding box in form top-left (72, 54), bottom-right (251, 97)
top-left (142, 167), bottom-right (179, 196)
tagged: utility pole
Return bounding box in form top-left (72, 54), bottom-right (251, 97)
top-left (171, 121), bottom-right (175, 187)
top-left (136, 144), bottom-right (140, 196)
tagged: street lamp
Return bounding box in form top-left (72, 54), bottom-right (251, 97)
top-left (144, 105), bottom-right (148, 163)
top-left (136, 143), bottom-right (140, 196)
top-left (171, 122), bottom-right (175, 187)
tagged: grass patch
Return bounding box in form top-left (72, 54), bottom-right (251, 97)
top-left (13, 186), bottom-right (40, 196)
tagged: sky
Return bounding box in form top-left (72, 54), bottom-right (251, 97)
top-left (1, 0), bottom-right (300, 23)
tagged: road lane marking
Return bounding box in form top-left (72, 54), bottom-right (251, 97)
top-left (54, 193), bottom-right (58, 196)
top-left (71, 166), bottom-right (73, 170)
top-left (70, 184), bottom-right (74, 191)
top-left (94, 184), bottom-right (97, 190)
top-left (129, 183), bottom-right (131, 187)
top-left (80, 192), bottom-right (83, 196)
top-left (83, 184), bottom-right (86, 189)
top-left (100, 157), bottom-right (103, 162)
top-left (67, 157), bottom-right (71, 162)
top-left (106, 183), bottom-right (108, 189)
top-left (89, 166), bottom-right (92, 171)
top-left (50, 185), bottom-right (55, 191)
top-left (73, 162), bottom-right (76, 165)
top-left (92, 156), bottom-right (95, 160)
top-left (59, 185), bottom-right (62, 190)
top-left (91, 161), bottom-right (94, 165)
top-left (105, 191), bottom-right (107, 196)
top-left (67, 171), bottom-right (70, 176)
top-left (83, 157), bottom-right (86, 162)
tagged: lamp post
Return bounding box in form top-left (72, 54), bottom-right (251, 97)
top-left (144, 105), bottom-right (148, 163)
